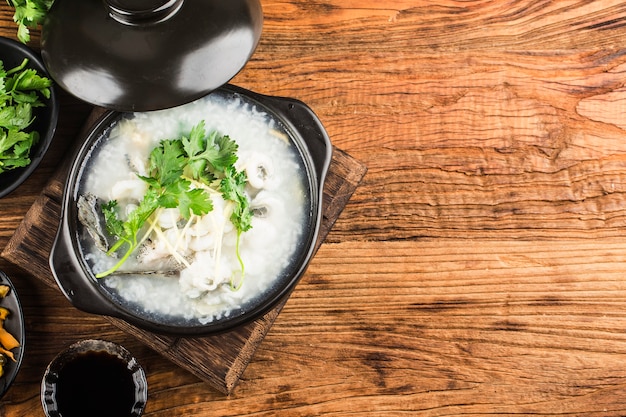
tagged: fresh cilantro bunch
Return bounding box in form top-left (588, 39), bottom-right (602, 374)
top-left (181, 121), bottom-right (253, 233)
top-left (96, 121), bottom-right (253, 282)
top-left (182, 121), bottom-right (253, 289)
top-left (0, 58), bottom-right (51, 174)
top-left (6, 0), bottom-right (54, 44)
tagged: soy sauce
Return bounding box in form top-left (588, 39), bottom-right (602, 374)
top-left (55, 351), bottom-right (136, 417)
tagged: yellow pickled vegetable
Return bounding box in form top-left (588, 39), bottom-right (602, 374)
top-left (0, 282), bottom-right (20, 378)
top-left (0, 327), bottom-right (18, 351)
top-left (0, 347), bottom-right (14, 362)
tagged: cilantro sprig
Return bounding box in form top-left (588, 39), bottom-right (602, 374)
top-left (220, 165), bottom-right (253, 290)
top-left (0, 58), bottom-right (51, 174)
top-left (181, 121), bottom-right (252, 289)
top-left (182, 122), bottom-right (238, 183)
top-left (182, 121), bottom-right (253, 233)
top-left (6, 0), bottom-right (54, 44)
top-left (96, 121), bottom-right (253, 288)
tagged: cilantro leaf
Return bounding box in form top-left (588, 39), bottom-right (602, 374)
top-left (212, 133), bottom-right (239, 171)
top-left (147, 139), bottom-right (186, 185)
top-left (182, 121), bottom-right (239, 183)
top-left (6, 0), bottom-right (54, 44)
top-left (176, 185), bottom-right (214, 219)
top-left (101, 200), bottom-right (124, 238)
top-left (220, 166), bottom-right (252, 233)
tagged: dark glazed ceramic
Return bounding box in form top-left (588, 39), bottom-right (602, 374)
top-left (0, 37), bottom-right (59, 198)
top-left (41, 339), bottom-right (147, 417)
top-left (49, 85), bottom-right (332, 336)
top-left (40, 0), bottom-right (263, 111)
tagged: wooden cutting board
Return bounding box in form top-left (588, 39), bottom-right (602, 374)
top-left (1, 107), bottom-right (367, 394)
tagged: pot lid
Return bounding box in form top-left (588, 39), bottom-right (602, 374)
top-left (40, 0), bottom-right (263, 111)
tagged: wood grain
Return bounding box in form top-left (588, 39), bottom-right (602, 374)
top-left (234, 1), bottom-right (626, 245)
top-left (3, 0), bottom-right (626, 416)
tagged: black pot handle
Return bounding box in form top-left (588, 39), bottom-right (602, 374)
top-left (49, 219), bottom-right (117, 317)
top-left (226, 85), bottom-right (333, 184)
top-left (268, 96), bottom-right (332, 181)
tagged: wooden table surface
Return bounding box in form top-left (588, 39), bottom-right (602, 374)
top-left (3, 1), bottom-right (626, 416)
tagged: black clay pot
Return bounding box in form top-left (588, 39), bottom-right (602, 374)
top-left (49, 85), bottom-right (332, 336)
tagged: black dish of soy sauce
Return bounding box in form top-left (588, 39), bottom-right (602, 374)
top-left (56, 351), bottom-right (135, 417)
top-left (41, 340), bottom-right (147, 417)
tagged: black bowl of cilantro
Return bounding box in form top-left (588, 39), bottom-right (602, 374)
top-left (0, 36), bottom-right (58, 198)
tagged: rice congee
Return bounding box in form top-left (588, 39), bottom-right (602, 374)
top-left (75, 92), bottom-right (310, 326)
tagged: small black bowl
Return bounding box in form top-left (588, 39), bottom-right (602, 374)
top-left (41, 339), bottom-right (147, 417)
top-left (0, 271), bottom-right (25, 399)
top-left (0, 36), bottom-right (59, 198)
